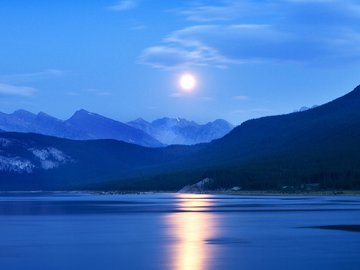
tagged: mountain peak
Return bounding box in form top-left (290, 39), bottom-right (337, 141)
top-left (68, 109), bottom-right (97, 121)
top-left (75, 109), bottom-right (92, 115)
top-left (37, 111), bottom-right (54, 118)
top-left (12, 109), bottom-right (34, 115)
top-left (343, 84), bottom-right (360, 98)
top-left (36, 112), bottom-right (61, 123)
top-left (12, 109), bottom-right (36, 120)
top-left (213, 119), bottom-right (233, 125)
top-left (152, 117), bottom-right (196, 127)
top-left (131, 118), bottom-right (149, 125)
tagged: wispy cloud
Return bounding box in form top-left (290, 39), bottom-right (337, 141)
top-left (141, 0), bottom-right (360, 69)
top-left (176, 0), bottom-right (359, 22)
top-left (0, 83), bottom-right (36, 97)
top-left (140, 25), bottom-right (253, 70)
top-left (140, 46), bottom-right (231, 70)
top-left (177, 1), bottom-right (262, 22)
top-left (0, 69), bottom-right (65, 84)
top-left (140, 24), bottom-right (282, 69)
top-left (109, 0), bottom-right (138, 11)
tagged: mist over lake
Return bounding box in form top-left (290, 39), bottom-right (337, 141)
top-left (0, 193), bottom-right (359, 270)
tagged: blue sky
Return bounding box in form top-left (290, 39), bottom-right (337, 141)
top-left (0, 0), bottom-right (359, 124)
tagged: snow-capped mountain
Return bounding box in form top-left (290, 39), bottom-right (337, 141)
top-left (0, 109), bottom-right (233, 146)
top-left (127, 117), bottom-right (234, 145)
top-left (0, 109), bottom-right (162, 147)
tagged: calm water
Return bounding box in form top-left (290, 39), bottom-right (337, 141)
top-left (0, 193), bottom-right (359, 270)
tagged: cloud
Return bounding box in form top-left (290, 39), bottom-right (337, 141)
top-left (140, 25), bottom-right (251, 70)
top-left (177, 0), bottom-right (360, 23)
top-left (141, 0), bottom-right (360, 69)
top-left (0, 69), bottom-right (62, 97)
top-left (0, 83), bottom-right (36, 97)
top-left (177, 1), bottom-right (267, 22)
top-left (140, 44), bottom-right (237, 70)
top-left (178, 4), bottom-right (239, 22)
top-left (0, 69), bottom-right (65, 84)
top-left (109, 0), bottom-right (138, 11)
top-left (140, 47), bottom-right (193, 69)
top-left (140, 24), bottom-right (293, 69)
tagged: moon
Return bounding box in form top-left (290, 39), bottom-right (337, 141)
top-left (179, 73), bottom-right (196, 91)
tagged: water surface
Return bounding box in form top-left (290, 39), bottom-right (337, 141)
top-left (0, 193), bottom-right (359, 270)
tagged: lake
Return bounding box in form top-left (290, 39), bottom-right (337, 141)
top-left (0, 193), bottom-right (359, 270)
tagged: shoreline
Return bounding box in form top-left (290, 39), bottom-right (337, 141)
top-left (97, 190), bottom-right (360, 196)
top-left (0, 190), bottom-right (360, 196)
top-left (209, 190), bottom-right (360, 196)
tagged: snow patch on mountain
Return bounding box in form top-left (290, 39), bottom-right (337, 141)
top-left (0, 133), bottom-right (74, 173)
top-left (0, 156), bottom-right (34, 173)
top-left (30, 147), bottom-right (71, 170)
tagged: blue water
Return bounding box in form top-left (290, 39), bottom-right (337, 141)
top-left (0, 193), bottom-right (359, 270)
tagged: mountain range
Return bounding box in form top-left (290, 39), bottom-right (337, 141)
top-left (127, 117), bottom-right (233, 145)
top-left (0, 110), bottom-right (233, 147)
top-left (0, 84), bottom-right (359, 191)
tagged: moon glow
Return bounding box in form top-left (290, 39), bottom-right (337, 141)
top-left (179, 74), bottom-right (196, 91)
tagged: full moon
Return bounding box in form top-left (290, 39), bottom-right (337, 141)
top-left (179, 73), bottom-right (196, 91)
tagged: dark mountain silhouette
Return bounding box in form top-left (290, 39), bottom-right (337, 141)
top-left (0, 84), bottom-right (359, 190)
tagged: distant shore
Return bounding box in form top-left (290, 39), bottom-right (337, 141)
top-left (91, 190), bottom-right (360, 196)
top-left (0, 190), bottom-right (359, 196)
top-left (209, 190), bottom-right (360, 196)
